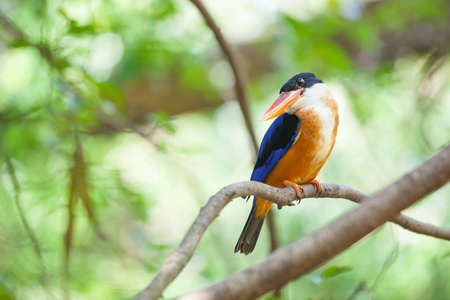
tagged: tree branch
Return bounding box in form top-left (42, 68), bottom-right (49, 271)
top-left (321, 184), bottom-right (450, 240)
top-left (176, 144), bottom-right (450, 300)
top-left (133, 144), bottom-right (450, 300)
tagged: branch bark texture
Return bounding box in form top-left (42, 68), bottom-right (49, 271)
top-left (177, 145), bottom-right (450, 300)
top-left (134, 145), bottom-right (450, 300)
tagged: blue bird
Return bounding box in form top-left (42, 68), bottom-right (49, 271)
top-left (235, 73), bottom-right (339, 254)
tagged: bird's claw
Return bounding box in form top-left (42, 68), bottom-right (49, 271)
top-left (288, 198), bottom-right (301, 206)
top-left (306, 179), bottom-right (323, 197)
top-left (283, 180), bottom-right (303, 200)
top-left (283, 179), bottom-right (323, 199)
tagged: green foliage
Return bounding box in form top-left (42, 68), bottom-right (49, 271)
top-left (321, 266), bottom-right (351, 279)
top-left (0, 0), bottom-right (449, 299)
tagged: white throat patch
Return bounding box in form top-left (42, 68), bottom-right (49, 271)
top-left (287, 83), bottom-right (331, 114)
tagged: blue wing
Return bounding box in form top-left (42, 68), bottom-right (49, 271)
top-left (236, 113), bottom-right (301, 254)
top-left (250, 113), bottom-right (300, 183)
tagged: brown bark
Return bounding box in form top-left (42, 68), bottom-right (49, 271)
top-left (134, 144), bottom-right (450, 300)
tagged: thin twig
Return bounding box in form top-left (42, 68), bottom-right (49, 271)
top-left (0, 9), bottom-right (24, 39)
top-left (133, 144), bottom-right (450, 300)
top-left (189, 0), bottom-right (258, 153)
top-left (0, 133), bottom-right (53, 300)
top-left (187, 2), bottom-right (282, 290)
top-left (266, 210), bottom-right (279, 252)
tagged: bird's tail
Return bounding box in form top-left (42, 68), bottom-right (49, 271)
top-left (234, 197), bottom-right (271, 254)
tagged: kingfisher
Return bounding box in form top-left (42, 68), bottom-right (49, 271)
top-left (235, 72), bottom-right (339, 254)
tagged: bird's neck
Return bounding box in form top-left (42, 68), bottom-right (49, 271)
top-left (294, 95), bottom-right (339, 145)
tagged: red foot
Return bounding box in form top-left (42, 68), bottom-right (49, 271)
top-left (283, 180), bottom-right (303, 199)
top-left (306, 179), bottom-right (323, 196)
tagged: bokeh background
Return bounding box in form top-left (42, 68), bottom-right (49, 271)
top-left (0, 0), bottom-right (449, 299)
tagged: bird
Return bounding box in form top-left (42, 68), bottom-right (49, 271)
top-left (235, 72), bottom-right (339, 254)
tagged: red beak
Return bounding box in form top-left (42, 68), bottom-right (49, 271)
top-left (261, 89), bottom-right (303, 121)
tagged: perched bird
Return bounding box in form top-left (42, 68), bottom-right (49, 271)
top-left (235, 73), bottom-right (339, 254)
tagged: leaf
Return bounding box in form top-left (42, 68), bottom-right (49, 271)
top-left (96, 81), bottom-right (125, 104)
top-left (57, 7), bottom-right (70, 20)
top-left (68, 22), bottom-right (96, 35)
top-left (9, 39), bottom-right (31, 48)
top-left (321, 266), bottom-right (351, 279)
top-left (0, 285), bottom-right (15, 300)
top-left (147, 110), bottom-right (176, 134)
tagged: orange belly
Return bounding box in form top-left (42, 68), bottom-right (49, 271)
top-left (253, 104), bottom-right (338, 219)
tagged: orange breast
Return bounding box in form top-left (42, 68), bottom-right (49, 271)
top-left (253, 99), bottom-right (338, 218)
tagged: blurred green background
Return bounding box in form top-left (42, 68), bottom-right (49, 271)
top-left (0, 0), bottom-right (449, 299)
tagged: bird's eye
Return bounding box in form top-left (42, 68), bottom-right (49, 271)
top-left (296, 78), bottom-right (305, 87)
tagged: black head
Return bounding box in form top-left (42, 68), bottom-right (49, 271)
top-left (279, 73), bottom-right (323, 94)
